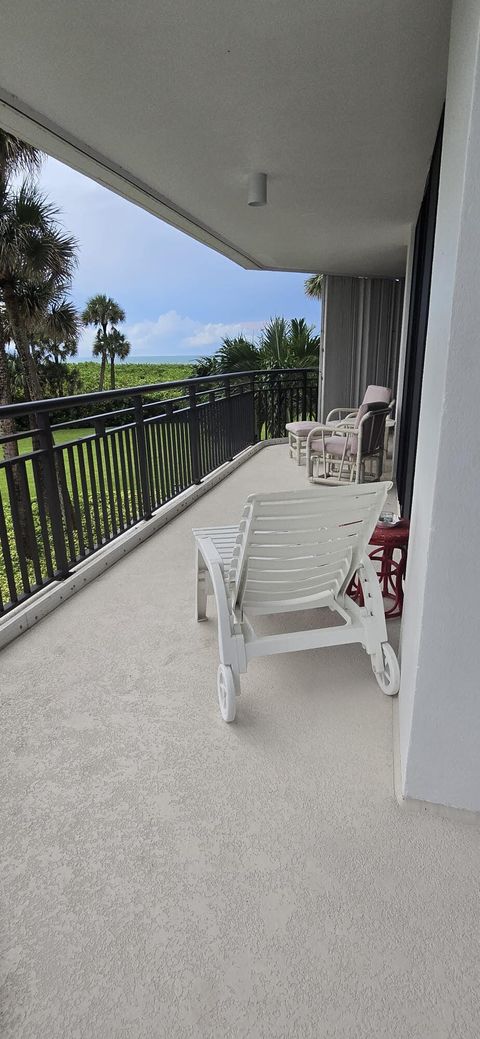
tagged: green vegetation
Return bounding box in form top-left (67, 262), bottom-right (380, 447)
top-left (193, 317), bottom-right (321, 376)
top-left (71, 360), bottom-right (194, 395)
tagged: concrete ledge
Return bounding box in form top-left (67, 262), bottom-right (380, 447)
top-left (392, 699), bottom-right (480, 825)
top-left (0, 438), bottom-right (287, 652)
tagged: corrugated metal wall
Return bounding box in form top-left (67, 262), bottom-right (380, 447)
top-left (320, 275), bottom-right (405, 419)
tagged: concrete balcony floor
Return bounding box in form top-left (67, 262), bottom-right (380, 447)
top-left (2, 446), bottom-right (479, 1038)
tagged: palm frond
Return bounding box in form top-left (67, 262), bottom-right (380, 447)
top-left (191, 355), bottom-right (218, 377)
top-left (216, 336), bottom-right (261, 373)
top-left (81, 294), bottom-right (126, 328)
top-left (304, 274), bottom-right (324, 300)
top-left (0, 131), bottom-right (42, 183)
top-left (42, 298), bottom-right (79, 345)
top-left (258, 317), bottom-right (290, 368)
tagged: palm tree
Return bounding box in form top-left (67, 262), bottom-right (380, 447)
top-left (0, 130), bottom-right (48, 406)
top-left (0, 308), bottom-right (37, 554)
top-left (40, 297), bottom-right (79, 360)
top-left (0, 133), bottom-right (45, 556)
top-left (215, 336), bottom-right (261, 373)
top-left (286, 317), bottom-right (321, 367)
top-left (0, 130), bottom-right (43, 411)
top-left (258, 316), bottom-right (321, 368)
top-left (192, 320), bottom-right (321, 376)
top-left (258, 317), bottom-right (290, 367)
top-left (0, 309), bottom-right (15, 424)
top-left (30, 297), bottom-right (79, 396)
top-left (192, 354), bottom-right (219, 378)
top-left (81, 294), bottom-right (126, 390)
top-left (0, 181), bottom-right (78, 402)
top-left (192, 336), bottom-right (261, 376)
top-left (0, 133), bottom-right (79, 554)
top-left (191, 318), bottom-right (321, 439)
top-left (103, 328), bottom-right (131, 389)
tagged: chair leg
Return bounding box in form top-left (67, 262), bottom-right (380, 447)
top-left (195, 549), bottom-right (208, 620)
top-left (377, 449), bottom-right (384, 480)
top-left (307, 448), bottom-right (314, 479)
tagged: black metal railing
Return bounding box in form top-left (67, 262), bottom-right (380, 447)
top-left (0, 367), bottom-right (318, 616)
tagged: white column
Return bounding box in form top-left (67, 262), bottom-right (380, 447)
top-left (399, 0), bottom-right (480, 811)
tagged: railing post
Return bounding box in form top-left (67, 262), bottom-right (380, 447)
top-left (250, 376), bottom-right (258, 443)
top-left (224, 376), bottom-right (234, 461)
top-left (36, 411), bottom-right (70, 578)
top-left (133, 397), bottom-right (152, 519)
top-left (302, 369), bottom-right (308, 421)
top-left (269, 371), bottom-right (276, 438)
top-left (188, 384), bottom-right (202, 484)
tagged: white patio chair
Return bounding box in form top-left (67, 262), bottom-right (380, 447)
top-left (306, 402), bottom-right (390, 484)
top-left (193, 482), bottom-right (399, 722)
top-left (285, 386), bottom-right (393, 466)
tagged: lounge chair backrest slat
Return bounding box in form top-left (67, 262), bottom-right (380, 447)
top-left (227, 483), bottom-right (391, 614)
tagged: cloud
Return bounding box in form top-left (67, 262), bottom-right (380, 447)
top-left (77, 310), bottom-right (265, 358)
top-left (182, 319), bottom-right (265, 349)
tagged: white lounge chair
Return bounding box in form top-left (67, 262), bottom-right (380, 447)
top-left (193, 482), bottom-right (399, 721)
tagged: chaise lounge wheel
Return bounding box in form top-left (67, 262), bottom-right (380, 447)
top-left (373, 642), bottom-right (400, 696)
top-left (217, 664), bottom-right (238, 722)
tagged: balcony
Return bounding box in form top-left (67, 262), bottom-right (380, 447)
top-left (2, 428), bottom-right (479, 1037)
top-left (0, 369), bottom-right (319, 623)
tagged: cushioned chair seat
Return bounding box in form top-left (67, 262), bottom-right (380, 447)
top-left (285, 421), bottom-right (318, 436)
top-left (310, 435), bottom-right (358, 457)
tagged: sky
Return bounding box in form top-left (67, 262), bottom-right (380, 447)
top-left (37, 157), bottom-right (320, 360)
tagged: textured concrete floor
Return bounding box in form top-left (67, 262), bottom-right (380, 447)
top-left (1, 446), bottom-right (480, 1039)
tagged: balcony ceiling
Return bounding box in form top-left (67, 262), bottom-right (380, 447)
top-left (0, 0), bottom-right (452, 275)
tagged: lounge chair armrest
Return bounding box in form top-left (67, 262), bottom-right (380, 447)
top-left (196, 537), bottom-right (236, 652)
top-left (196, 536), bottom-right (225, 572)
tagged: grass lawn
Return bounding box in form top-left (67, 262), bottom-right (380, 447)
top-left (0, 419), bottom-right (194, 608)
top-left (0, 428), bottom-right (95, 502)
top-left (0, 363), bottom-right (197, 607)
top-left (0, 426), bottom-right (139, 608)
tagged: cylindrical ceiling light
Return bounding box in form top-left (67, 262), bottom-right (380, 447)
top-left (248, 172), bottom-right (267, 207)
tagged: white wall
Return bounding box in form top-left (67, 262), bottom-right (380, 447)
top-left (399, 0), bottom-right (480, 810)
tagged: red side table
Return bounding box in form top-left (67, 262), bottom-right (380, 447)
top-left (349, 518), bottom-right (410, 617)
